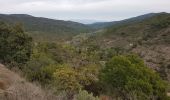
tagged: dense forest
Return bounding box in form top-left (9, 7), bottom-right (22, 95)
top-left (0, 13), bottom-right (170, 100)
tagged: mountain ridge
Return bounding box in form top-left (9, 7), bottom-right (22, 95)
top-left (0, 14), bottom-right (93, 40)
top-left (88, 12), bottom-right (168, 29)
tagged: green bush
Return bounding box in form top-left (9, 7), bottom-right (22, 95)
top-left (27, 64), bottom-right (56, 85)
top-left (100, 54), bottom-right (167, 100)
top-left (74, 90), bottom-right (99, 100)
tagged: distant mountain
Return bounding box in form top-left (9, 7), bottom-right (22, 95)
top-left (88, 13), bottom-right (163, 29)
top-left (71, 19), bottom-right (101, 24)
top-left (0, 14), bottom-right (93, 40)
top-left (88, 21), bottom-right (113, 29)
top-left (84, 12), bottom-right (170, 48)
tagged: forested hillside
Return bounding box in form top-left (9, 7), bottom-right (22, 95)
top-left (0, 13), bottom-right (170, 100)
top-left (0, 14), bottom-right (93, 41)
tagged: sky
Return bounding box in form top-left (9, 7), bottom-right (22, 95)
top-left (0, 0), bottom-right (170, 23)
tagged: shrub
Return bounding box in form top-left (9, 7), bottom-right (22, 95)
top-left (23, 46), bottom-right (57, 85)
top-left (100, 54), bottom-right (167, 100)
top-left (78, 64), bottom-right (101, 95)
top-left (53, 65), bottom-right (81, 93)
top-left (78, 64), bottom-right (100, 86)
top-left (52, 64), bottom-right (102, 97)
top-left (74, 90), bottom-right (99, 100)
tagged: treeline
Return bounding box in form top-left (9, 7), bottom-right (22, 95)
top-left (0, 22), bottom-right (169, 100)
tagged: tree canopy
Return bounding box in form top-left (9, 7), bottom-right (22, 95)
top-left (0, 22), bottom-right (32, 67)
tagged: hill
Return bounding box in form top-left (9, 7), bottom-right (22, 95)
top-left (0, 12), bottom-right (170, 99)
top-left (0, 64), bottom-right (58, 100)
top-left (0, 14), bottom-right (93, 41)
top-left (88, 13), bottom-right (162, 29)
top-left (70, 12), bottom-right (170, 82)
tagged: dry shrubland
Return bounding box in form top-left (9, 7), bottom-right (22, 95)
top-left (0, 64), bottom-right (59, 100)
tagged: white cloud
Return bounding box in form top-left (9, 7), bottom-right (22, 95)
top-left (0, 0), bottom-right (170, 22)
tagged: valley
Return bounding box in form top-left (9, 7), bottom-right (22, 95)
top-left (0, 12), bottom-right (170, 100)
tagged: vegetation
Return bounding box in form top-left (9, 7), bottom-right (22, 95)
top-left (0, 13), bottom-right (170, 100)
top-left (53, 65), bottom-right (81, 93)
top-left (0, 14), bottom-right (93, 41)
top-left (100, 55), bottom-right (167, 99)
top-left (74, 90), bottom-right (99, 100)
top-left (0, 22), bottom-right (32, 67)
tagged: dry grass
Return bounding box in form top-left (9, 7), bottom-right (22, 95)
top-left (0, 80), bottom-right (6, 90)
top-left (167, 92), bottom-right (170, 97)
top-left (0, 64), bottom-right (59, 100)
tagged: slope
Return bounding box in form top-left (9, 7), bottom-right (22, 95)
top-left (0, 14), bottom-right (93, 40)
top-left (71, 12), bottom-right (170, 83)
top-left (0, 64), bottom-right (58, 100)
top-left (88, 12), bottom-right (161, 29)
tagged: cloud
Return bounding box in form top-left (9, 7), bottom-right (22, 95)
top-left (0, 0), bottom-right (170, 22)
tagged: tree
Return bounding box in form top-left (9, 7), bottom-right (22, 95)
top-left (0, 22), bottom-right (32, 67)
top-left (100, 54), bottom-right (167, 100)
top-left (23, 43), bottom-right (57, 84)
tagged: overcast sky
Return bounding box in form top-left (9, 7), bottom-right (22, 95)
top-left (0, 0), bottom-right (170, 23)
